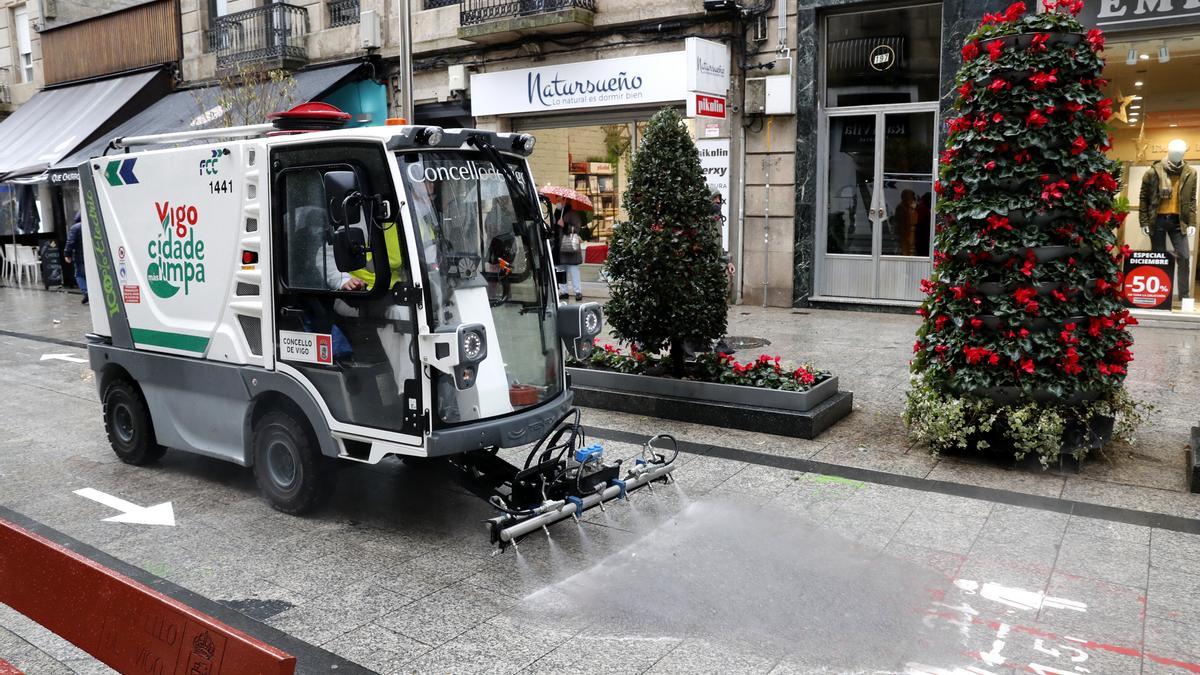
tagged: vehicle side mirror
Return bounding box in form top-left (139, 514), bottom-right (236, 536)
top-left (332, 227), bottom-right (367, 272)
top-left (324, 170), bottom-right (361, 226)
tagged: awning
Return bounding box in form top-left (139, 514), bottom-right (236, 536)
top-left (0, 69), bottom-right (161, 181)
top-left (49, 61), bottom-right (365, 182)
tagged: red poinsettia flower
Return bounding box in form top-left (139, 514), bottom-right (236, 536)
top-left (1026, 110), bottom-right (1049, 128)
top-left (970, 317), bottom-right (984, 330)
top-left (1029, 69), bottom-right (1058, 90)
top-left (935, 315), bottom-right (949, 331)
top-left (1063, 0), bottom-right (1084, 14)
top-left (1086, 28), bottom-right (1105, 52)
top-left (986, 214), bottom-right (1012, 232)
top-left (962, 41), bottom-right (981, 61)
top-left (985, 160), bottom-right (997, 171)
top-left (1030, 33), bottom-right (1051, 53)
top-left (987, 77), bottom-right (1011, 93)
top-left (947, 116), bottom-right (971, 134)
top-left (963, 345), bottom-right (996, 365)
top-left (1019, 358), bottom-right (1035, 374)
top-left (1013, 149), bottom-right (1032, 164)
top-left (987, 40), bottom-right (1006, 62)
top-left (1061, 346), bottom-right (1083, 375)
top-left (1004, 1), bottom-right (1026, 22)
top-left (974, 117), bottom-right (989, 132)
top-left (1070, 135), bottom-right (1089, 155)
top-left (1040, 179), bottom-right (1070, 202)
top-left (957, 82), bottom-right (973, 101)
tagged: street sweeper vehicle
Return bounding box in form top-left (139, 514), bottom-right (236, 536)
top-left (79, 103), bottom-right (676, 549)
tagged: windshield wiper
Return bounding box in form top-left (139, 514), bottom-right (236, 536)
top-left (466, 135), bottom-right (541, 229)
top-left (467, 134), bottom-right (553, 322)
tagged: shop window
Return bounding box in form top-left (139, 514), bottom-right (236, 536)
top-left (1104, 34), bottom-right (1200, 312)
top-left (823, 3), bottom-right (942, 108)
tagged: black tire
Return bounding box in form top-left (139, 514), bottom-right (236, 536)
top-left (102, 380), bottom-right (167, 465)
top-left (251, 409), bottom-right (333, 514)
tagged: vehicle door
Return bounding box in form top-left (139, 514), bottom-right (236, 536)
top-left (269, 141), bottom-right (424, 439)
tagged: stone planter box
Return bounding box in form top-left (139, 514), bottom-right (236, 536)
top-left (568, 367), bottom-right (852, 439)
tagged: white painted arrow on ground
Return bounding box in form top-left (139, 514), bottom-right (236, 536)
top-left (41, 353), bottom-right (87, 364)
top-left (73, 488), bottom-right (176, 526)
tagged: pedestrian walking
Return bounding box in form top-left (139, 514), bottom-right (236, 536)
top-left (555, 203), bottom-right (584, 301)
top-left (64, 213), bottom-right (87, 305)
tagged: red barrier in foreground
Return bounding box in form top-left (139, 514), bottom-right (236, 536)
top-left (0, 518), bottom-right (295, 675)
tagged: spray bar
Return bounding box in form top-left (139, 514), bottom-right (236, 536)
top-left (491, 460), bottom-right (677, 544)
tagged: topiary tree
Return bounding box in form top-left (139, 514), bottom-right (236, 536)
top-left (604, 107), bottom-right (728, 375)
top-left (906, 1), bottom-right (1145, 466)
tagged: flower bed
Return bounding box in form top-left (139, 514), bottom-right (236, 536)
top-left (574, 344), bottom-right (830, 392)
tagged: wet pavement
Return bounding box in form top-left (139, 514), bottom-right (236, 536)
top-left (1, 285), bottom-right (1199, 674)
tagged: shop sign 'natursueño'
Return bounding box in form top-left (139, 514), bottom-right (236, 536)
top-left (470, 52), bottom-right (689, 117)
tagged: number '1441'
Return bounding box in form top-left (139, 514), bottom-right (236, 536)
top-left (209, 180), bottom-right (232, 194)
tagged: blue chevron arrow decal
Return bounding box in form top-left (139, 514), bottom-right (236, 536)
top-left (118, 158), bottom-right (138, 185)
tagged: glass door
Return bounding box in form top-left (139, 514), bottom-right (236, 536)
top-left (817, 106), bottom-right (936, 301)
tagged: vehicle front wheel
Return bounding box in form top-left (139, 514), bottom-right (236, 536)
top-left (251, 409), bottom-right (333, 514)
top-left (102, 379), bottom-right (166, 465)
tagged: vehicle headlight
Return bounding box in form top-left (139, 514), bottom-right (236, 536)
top-left (416, 126), bottom-right (444, 146)
top-left (460, 328), bottom-right (486, 362)
top-left (582, 306), bottom-right (602, 337)
top-left (516, 133), bottom-right (536, 156)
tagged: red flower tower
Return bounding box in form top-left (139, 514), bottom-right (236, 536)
top-left (906, 1), bottom-right (1139, 465)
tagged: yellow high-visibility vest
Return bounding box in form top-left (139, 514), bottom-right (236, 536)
top-left (350, 223), bottom-right (406, 289)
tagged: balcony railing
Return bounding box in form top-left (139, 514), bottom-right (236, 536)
top-left (205, 2), bottom-right (310, 71)
top-left (425, 0), bottom-right (458, 9)
top-left (328, 0), bottom-right (359, 26)
top-left (459, 0), bottom-right (595, 26)
top-left (0, 67), bottom-right (10, 105)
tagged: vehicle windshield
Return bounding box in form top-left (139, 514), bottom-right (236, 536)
top-left (396, 149), bottom-right (562, 426)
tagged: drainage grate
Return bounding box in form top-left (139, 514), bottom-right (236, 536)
top-left (722, 336), bottom-right (771, 349)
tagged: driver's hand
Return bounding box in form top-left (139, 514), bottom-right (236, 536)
top-left (341, 278), bottom-right (367, 291)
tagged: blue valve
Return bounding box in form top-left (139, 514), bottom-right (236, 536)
top-left (566, 496), bottom-right (584, 516)
top-left (611, 477), bottom-right (628, 499)
top-left (574, 443), bottom-right (603, 464)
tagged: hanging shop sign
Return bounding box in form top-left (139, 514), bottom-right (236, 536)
top-left (685, 37), bottom-right (731, 95)
top-left (697, 138), bottom-right (731, 251)
top-left (1122, 251), bottom-right (1175, 309)
top-left (688, 93), bottom-right (727, 119)
top-left (1077, 0), bottom-right (1200, 33)
top-left (470, 52), bottom-right (689, 117)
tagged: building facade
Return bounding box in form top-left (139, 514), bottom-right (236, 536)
top-left (5, 0), bottom-right (1198, 316)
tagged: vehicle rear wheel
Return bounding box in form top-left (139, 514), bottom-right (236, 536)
top-left (252, 409), bottom-right (332, 514)
top-left (102, 380), bottom-right (167, 465)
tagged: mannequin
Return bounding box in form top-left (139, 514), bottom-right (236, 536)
top-left (1139, 139), bottom-right (1197, 301)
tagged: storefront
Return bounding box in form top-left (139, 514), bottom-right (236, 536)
top-left (1078, 2), bottom-right (1200, 319)
top-left (811, 3), bottom-right (943, 305)
top-left (469, 40), bottom-right (734, 293)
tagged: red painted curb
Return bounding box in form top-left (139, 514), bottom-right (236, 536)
top-left (0, 518), bottom-right (295, 675)
top-left (0, 657), bottom-right (24, 674)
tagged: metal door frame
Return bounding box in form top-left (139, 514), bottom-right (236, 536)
top-left (814, 101), bottom-right (939, 302)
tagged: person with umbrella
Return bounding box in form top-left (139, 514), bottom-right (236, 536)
top-left (539, 186), bottom-right (592, 301)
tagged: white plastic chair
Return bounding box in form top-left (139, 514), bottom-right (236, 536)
top-left (1, 244), bottom-right (13, 283)
top-left (14, 246), bottom-right (39, 286)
